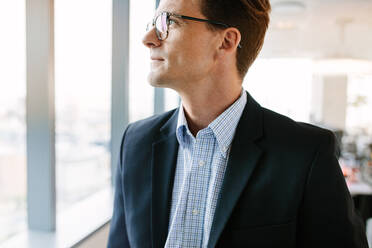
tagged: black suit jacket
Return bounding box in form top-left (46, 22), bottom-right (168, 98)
top-left (108, 92), bottom-right (368, 248)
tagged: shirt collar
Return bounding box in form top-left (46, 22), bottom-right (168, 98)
top-left (208, 88), bottom-right (247, 157)
top-left (176, 88), bottom-right (247, 158)
top-left (176, 105), bottom-right (191, 147)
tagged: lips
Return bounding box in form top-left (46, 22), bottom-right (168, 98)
top-left (151, 57), bottom-right (164, 61)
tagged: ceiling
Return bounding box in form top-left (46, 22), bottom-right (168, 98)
top-left (260, 0), bottom-right (372, 60)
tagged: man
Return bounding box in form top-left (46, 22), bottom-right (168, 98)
top-left (108, 0), bottom-right (368, 247)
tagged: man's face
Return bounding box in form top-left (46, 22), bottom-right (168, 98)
top-left (142, 0), bottom-right (219, 90)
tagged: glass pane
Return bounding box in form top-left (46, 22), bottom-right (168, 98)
top-left (55, 0), bottom-right (112, 212)
top-left (0, 0), bottom-right (27, 243)
top-left (129, 0), bottom-right (155, 122)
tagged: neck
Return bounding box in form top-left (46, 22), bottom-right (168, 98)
top-left (178, 79), bottom-right (242, 137)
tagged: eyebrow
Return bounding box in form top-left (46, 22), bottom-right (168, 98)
top-left (169, 14), bottom-right (187, 24)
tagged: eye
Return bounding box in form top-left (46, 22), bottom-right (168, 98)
top-left (168, 19), bottom-right (177, 25)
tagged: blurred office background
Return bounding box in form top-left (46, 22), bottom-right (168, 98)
top-left (0, 0), bottom-right (372, 247)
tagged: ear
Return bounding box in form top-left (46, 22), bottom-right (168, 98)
top-left (219, 27), bottom-right (241, 52)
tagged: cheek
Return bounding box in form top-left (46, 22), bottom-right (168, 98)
top-left (187, 47), bottom-right (214, 72)
top-left (178, 43), bottom-right (213, 66)
top-left (166, 32), bottom-right (215, 71)
top-left (190, 35), bottom-right (216, 65)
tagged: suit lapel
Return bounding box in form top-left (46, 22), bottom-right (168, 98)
top-left (151, 109), bottom-right (179, 248)
top-left (208, 92), bottom-right (264, 248)
top-left (149, 92), bottom-right (264, 248)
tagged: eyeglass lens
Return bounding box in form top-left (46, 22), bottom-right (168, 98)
top-left (154, 12), bottom-right (168, 40)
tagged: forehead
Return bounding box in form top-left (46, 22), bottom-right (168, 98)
top-left (156, 0), bottom-right (201, 16)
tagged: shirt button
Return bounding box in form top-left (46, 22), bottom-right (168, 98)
top-left (192, 209), bottom-right (199, 215)
top-left (198, 160), bottom-right (205, 167)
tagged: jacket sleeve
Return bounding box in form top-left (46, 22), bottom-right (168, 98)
top-left (107, 126), bottom-right (131, 248)
top-left (296, 130), bottom-right (368, 248)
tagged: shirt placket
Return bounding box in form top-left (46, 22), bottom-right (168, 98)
top-left (166, 132), bottom-right (194, 248)
top-left (183, 131), bottom-right (214, 247)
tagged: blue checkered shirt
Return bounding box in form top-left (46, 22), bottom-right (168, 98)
top-left (164, 89), bottom-right (247, 248)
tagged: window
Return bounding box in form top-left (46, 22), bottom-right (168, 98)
top-left (129, 0), bottom-right (155, 122)
top-left (0, 0), bottom-right (27, 243)
top-left (55, 0), bottom-right (112, 212)
top-left (164, 88), bottom-right (180, 112)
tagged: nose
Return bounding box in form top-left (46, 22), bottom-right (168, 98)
top-left (142, 27), bottom-right (161, 48)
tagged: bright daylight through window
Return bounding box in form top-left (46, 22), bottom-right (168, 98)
top-left (55, 0), bottom-right (112, 213)
top-left (0, 0), bottom-right (27, 243)
top-left (129, 0), bottom-right (155, 122)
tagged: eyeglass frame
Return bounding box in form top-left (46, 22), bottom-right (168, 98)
top-left (146, 11), bottom-right (242, 49)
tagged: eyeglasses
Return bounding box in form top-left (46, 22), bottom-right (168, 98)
top-left (146, 11), bottom-right (242, 48)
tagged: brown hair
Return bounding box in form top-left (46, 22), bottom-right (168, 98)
top-left (199, 0), bottom-right (271, 79)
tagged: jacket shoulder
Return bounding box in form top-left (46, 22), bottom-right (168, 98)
top-left (124, 108), bottom-right (178, 145)
top-left (260, 107), bottom-right (336, 151)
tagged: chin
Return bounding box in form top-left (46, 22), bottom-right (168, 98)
top-left (147, 71), bottom-right (172, 88)
top-left (148, 80), bottom-right (166, 88)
